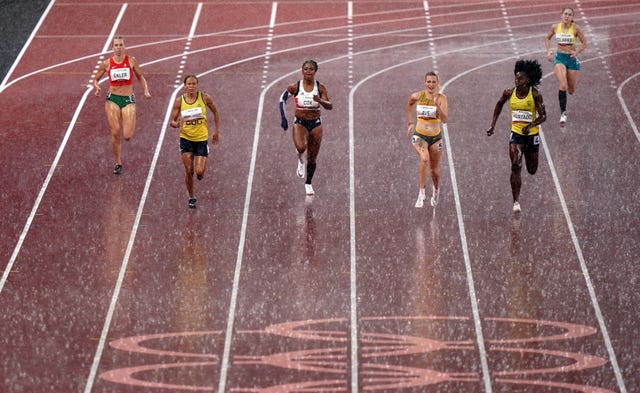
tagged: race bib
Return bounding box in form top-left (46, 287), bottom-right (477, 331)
top-left (556, 32), bottom-right (573, 45)
top-left (181, 107), bottom-right (204, 121)
top-left (512, 110), bottom-right (533, 123)
top-left (110, 67), bottom-right (131, 82)
top-left (416, 103), bottom-right (437, 119)
top-left (296, 93), bottom-right (319, 109)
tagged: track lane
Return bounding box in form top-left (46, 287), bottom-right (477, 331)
top-left (0, 1), bottom-right (636, 390)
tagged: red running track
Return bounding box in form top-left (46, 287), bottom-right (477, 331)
top-left (0, 1), bottom-right (639, 392)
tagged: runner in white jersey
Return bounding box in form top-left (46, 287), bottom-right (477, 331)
top-left (279, 60), bottom-right (332, 196)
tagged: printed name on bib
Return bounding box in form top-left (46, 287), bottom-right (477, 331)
top-left (417, 104), bottom-right (437, 119)
top-left (110, 68), bottom-right (131, 82)
top-left (182, 107), bottom-right (204, 121)
top-left (557, 33), bottom-right (573, 45)
top-left (512, 110), bottom-right (533, 123)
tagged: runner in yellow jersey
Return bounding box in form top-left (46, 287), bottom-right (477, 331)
top-left (486, 60), bottom-right (547, 213)
top-left (169, 75), bottom-right (220, 209)
top-left (406, 71), bottom-right (448, 208)
top-left (545, 6), bottom-right (587, 126)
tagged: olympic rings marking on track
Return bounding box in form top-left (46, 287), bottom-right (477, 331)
top-left (100, 316), bottom-right (613, 392)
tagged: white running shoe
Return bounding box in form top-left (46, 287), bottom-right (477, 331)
top-left (430, 187), bottom-right (439, 207)
top-left (415, 192), bottom-right (426, 208)
top-left (305, 184), bottom-right (315, 196)
top-left (559, 111), bottom-right (567, 126)
top-left (297, 158), bottom-right (305, 178)
top-left (513, 201), bottom-right (521, 213)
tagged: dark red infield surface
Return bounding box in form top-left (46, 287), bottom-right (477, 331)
top-left (1, 1), bottom-right (639, 392)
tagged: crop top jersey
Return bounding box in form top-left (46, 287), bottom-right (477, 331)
top-left (509, 87), bottom-right (539, 136)
top-left (179, 91), bottom-right (209, 142)
top-left (294, 80), bottom-right (321, 110)
top-left (414, 90), bottom-right (441, 136)
top-left (108, 55), bottom-right (133, 87)
top-left (556, 23), bottom-right (576, 46)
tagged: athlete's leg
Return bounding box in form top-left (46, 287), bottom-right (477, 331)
top-left (105, 101), bottom-right (123, 165)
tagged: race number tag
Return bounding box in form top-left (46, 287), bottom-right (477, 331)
top-left (181, 107), bottom-right (204, 121)
top-left (296, 93), bottom-right (319, 109)
top-left (512, 110), bottom-right (533, 123)
top-left (416, 103), bottom-right (437, 119)
top-left (110, 68), bottom-right (131, 82)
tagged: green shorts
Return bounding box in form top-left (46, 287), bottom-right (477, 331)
top-left (554, 52), bottom-right (580, 71)
top-left (107, 92), bottom-right (136, 109)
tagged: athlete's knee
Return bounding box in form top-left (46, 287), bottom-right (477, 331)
top-left (511, 162), bottom-right (522, 173)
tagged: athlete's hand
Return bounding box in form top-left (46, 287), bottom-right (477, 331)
top-left (486, 126), bottom-right (495, 136)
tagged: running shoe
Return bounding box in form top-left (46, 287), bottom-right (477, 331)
top-left (188, 197), bottom-right (197, 209)
top-left (415, 192), bottom-right (426, 208)
top-left (197, 174), bottom-right (203, 180)
top-left (297, 158), bottom-right (305, 178)
top-left (113, 164), bottom-right (122, 175)
top-left (512, 201), bottom-right (521, 213)
top-left (430, 187), bottom-right (439, 207)
top-left (305, 184), bottom-right (315, 196)
top-left (559, 111), bottom-right (567, 127)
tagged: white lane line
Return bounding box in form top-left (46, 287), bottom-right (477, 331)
top-left (617, 72), bottom-right (640, 144)
top-left (173, 2), bottom-right (202, 87)
top-left (347, 1), bottom-right (354, 89)
top-left (422, 0), bottom-right (439, 72)
top-left (0, 0), bottom-right (56, 92)
top-left (539, 133), bottom-right (628, 393)
top-left (0, 4), bottom-right (128, 296)
top-left (216, 6), bottom-right (281, 393)
top-left (260, 2), bottom-right (277, 89)
top-left (346, 2), bottom-right (358, 392)
top-left (82, 4), bottom-right (206, 392)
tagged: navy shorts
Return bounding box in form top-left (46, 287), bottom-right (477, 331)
top-left (509, 132), bottom-right (540, 153)
top-left (294, 117), bottom-right (322, 133)
top-left (180, 138), bottom-right (209, 156)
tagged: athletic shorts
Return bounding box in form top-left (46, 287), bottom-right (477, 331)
top-left (412, 131), bottom-right (443, 148)
top-left (106, 92), bottom-right (136, 109)
top-left (294, 117), bottom-right (322, 133)
top-left (554, 51), bottom-right (581, 71)
top-left (509, 131), bottom-right (540, 153)
top-left (180, 138), bottom-right (209, 157)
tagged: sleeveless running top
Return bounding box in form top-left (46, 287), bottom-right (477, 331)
top-left (180, 91), bottom-right (208, 142)
top-left (556, 23), bottom-right (576, 46)
top-left (415, 90), bottom-right (441, 137)
top-left (509, 87), bottom-right (539, 136)
top-left (294, 80), bottom-right (321, 110)
top-left (108, 55), bottom-right (133, 87)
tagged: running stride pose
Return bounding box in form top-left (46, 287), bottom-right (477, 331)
top-left (169, 75), bottom-right (220, 209)
top-left (279, 60), bottom-right (332, 196)
top-left (486, 59), bottom-right (547, 213)
top-left (406, 71), bottom-right (448, 208)
top-left (93, 36), bottom-right (151, 174)
top-left (545, 6), bottom-right (587, 126)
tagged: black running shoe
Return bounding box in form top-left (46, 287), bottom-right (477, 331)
top-left (113, 164), bottom-right (122, 175)
top-left (188, 197), bottom-right (197, 209)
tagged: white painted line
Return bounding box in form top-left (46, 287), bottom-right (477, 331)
top-left (617, 72), bottom-right (640, 144)
top-left (0, 0), bottom-right (56, 92)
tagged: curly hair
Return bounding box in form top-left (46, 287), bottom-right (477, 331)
top-left (514, 59), bottom-right (543, 87)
